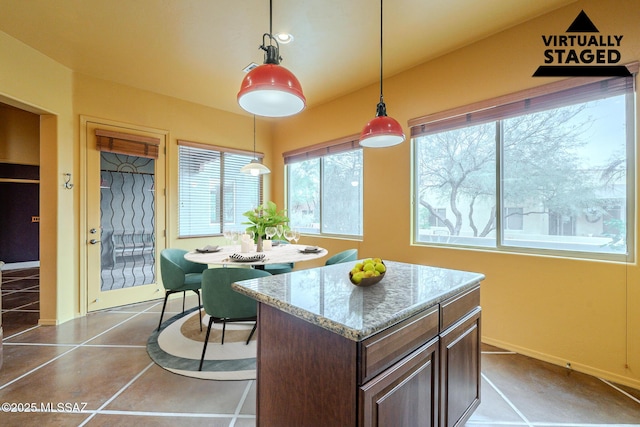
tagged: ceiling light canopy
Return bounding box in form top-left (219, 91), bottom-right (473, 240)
top-left (240, 115), bottom-right (271, 176)
top-left (237, 0), bottom-right (305, 117)
top-left (274, 32), bottom-right (294, 44)
top-left (360, 0), bottom-right (405, 148)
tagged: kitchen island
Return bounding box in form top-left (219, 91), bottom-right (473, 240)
top-left (232, 260), bottom-right (485, 427)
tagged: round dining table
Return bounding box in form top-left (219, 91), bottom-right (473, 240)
top-left (184, 243), bottom-right (328, 268)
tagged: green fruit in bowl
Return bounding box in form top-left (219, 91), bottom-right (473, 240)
top-left (349, 258), bottom-right (386, 286)
top-left (351, 271), bottom-right (365, 284)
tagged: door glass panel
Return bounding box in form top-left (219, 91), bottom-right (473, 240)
top-left (100, 152), bottom-right (156, 291)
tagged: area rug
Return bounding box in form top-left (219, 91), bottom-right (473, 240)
top-left (147, 306), bottom-right (257, 380)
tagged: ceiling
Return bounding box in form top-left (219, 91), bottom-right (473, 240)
top-left (0, 0), bottom-right (576, 116)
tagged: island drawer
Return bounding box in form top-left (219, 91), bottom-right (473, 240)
top-left (358, 305), bottom-right (439, 384)
top-left (440, 285), bottom-right (480, 331)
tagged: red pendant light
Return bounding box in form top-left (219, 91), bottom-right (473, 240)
top-left (360, 0), bottom-right (405, 148)
top-left (237, 0), bottom-right (305, 117)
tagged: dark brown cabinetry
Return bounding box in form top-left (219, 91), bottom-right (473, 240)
top-left (255, 285), bottom-right (481, 427)
top-left (439, 285), bottom-right (482, 427)
top-left (360, 338), bottom-right (439, 427)
top-left (439, 308), bottom-right (481, 427)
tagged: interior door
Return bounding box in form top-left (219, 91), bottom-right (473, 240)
top-left (85, 120), bottom-right (166, 311)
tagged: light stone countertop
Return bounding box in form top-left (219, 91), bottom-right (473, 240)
top-left (232, 260), bottom-right (485, 342)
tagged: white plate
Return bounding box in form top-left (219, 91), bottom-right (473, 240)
top-left (299, 246), bottom-right (320, 253)
top-left (195, 245), bottom-right (221, 253)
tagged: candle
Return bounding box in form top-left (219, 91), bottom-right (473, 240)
top-left (240, 236), bottom-right (253, 253)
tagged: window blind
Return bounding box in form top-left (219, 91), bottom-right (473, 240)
top-left (178, 140), bottom-right (262, 238)
top-left (409, 62), bottom-right (638, 137)
top-left (283, 134), bottom-right (360, 164)
top-left (96, 129), bottom-right (160, 159)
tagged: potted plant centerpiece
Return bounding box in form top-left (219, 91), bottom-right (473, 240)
top-left (242, 201), bottom-right (290, 251)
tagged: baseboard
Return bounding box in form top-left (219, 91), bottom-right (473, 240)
top-left (482, 336), bottom-right (640, 391)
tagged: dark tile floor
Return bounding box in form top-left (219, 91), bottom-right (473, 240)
top-left (1, 268), bottom-right (639, 426)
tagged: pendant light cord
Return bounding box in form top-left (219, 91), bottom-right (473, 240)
top-left (269, 0), bottom-right (273, 39)
top-left (253, 115), bottom-right (257, 159)
top-left (379, 0), bottom-right (384, 104)
top-left (262, 0), bottom-right (281, 64)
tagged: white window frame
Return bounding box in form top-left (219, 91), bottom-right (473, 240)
top-left (409, 64), bottom-right (637, 261)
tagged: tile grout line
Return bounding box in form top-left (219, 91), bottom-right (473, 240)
top-left (81, 409), bottom-right (239, 419)
top-left (599, 378), bottom-right (640, 405)
top-left (4, 324), bottom-right (41, 340)
top-left (0, 277), bottom-right (39, 284)
top-left (0, 304), bottom-right (158, 390)
top-left (4, 342), bottom-right (146, 348)
top-left (0, 345), bottom-right (81, 391)
top-left (465, 422), bottom-right (527, 426)
top-left (481, 372), bottom-right (535, 427)
top-left (230, 380), bottom-right (256, 426)
top-left (3, 301), bottom-right (40, 312)
top-left (77, 361), bottom-right (156, 426)
top-left (1, 287), bottom-right (39, 295)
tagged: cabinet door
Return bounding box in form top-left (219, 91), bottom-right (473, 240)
top-left (439, 308), bottom-right (481, 427)
top-left (360, 338), bottom-right (439, 427)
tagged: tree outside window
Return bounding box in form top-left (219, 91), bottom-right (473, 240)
top-left (413, 76), bottom-right (633, 259)
top-left (287, 149), bottom-right (363, 237)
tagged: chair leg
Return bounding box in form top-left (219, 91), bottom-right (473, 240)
top-left (194, 289), bottom-right (202, 332)
top-left (182, 290), bottom-right (186, 312)
top-left (199, 316), bottom-right (215, 371)
top-left (221, 319), bottom-right (227, 345)
top-left (246, 322), bottom-right (257, 345)
top-left (157, 291), bottom-right (172, 331)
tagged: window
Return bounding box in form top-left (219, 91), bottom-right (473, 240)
top-left (429, 208), bottom-right (448, 228)
top-left (504, 207), bottom-right (524, 231)
top-left (284, 135), bottom-right (363, 237)
top-left (178, 140), bottom-right (262, 237)
top-left (411, 64), bottom-right (637, 259)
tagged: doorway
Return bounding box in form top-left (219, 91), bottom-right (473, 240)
top-left (0, 103), bottom-right (41, 335)
top-left (83, 118), bottom-right (166, 311)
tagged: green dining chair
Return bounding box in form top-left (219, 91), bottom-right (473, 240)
top-left (199, 267), bottom-right (272, 371)
top-left (158, 248), bottom-right (206, 331)
top-left (325, 249), bottom-right (358, 265)
top-left (264, 239), bottom-right (294, 275)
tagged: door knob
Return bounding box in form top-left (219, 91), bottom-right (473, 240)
top-left (89, 239), bottom-right (101, 244)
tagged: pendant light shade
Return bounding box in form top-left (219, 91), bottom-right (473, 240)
top-left (240, 115), bottom-right (271, 176)
top-left (240, 159), bottom-right (271, 176)
top-left (360, 102), bottom-right (405, 148)
top-left (237, 0), bottom-right (305, 117)
top-left (359, 0), bottom-right (405, 148)
top-left (238, 63), bottom-right (305, 117)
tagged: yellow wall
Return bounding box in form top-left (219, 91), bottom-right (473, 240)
top-left (0, 106), bottom-right (39, 165)
top-left (0, 31), bottom-right (74, 325)
top-left (73, 73), bottom-right (273, 250)
top-left (272, 0), bottom-right (640, 388)
top-left (0, 0), bottom-right (638, 390)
